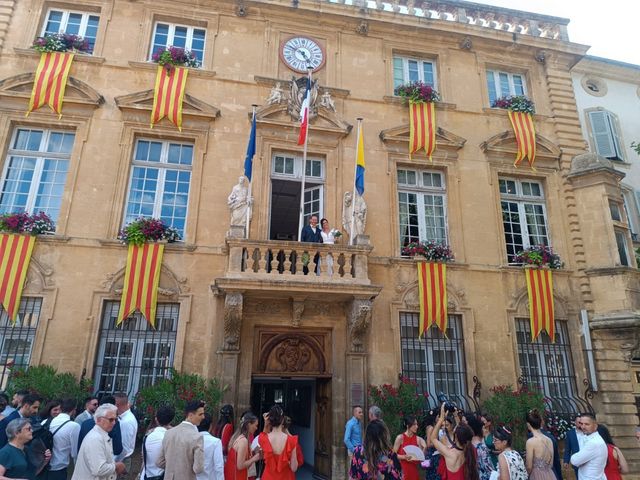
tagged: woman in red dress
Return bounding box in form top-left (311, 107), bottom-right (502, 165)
top-left (258, 405), bottom-right (299, 480)
top-left (215, 404), bottom-right (235, 457)
top-left (598, 425), bottom-right (629, 480)
top-left (393, 415), bottom-right (426, 480)
top-left (224, 412), bottom-right (262, 480)
top-left (430, 403), bottom-right (479, 480)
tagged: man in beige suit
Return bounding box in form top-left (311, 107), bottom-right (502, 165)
top-left (158, 400), bottom-right (205, 480)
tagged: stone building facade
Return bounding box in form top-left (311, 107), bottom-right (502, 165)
top-left (0, 0), bottom-right (638, 477)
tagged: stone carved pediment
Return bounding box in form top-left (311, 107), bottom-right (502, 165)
top-left (0, 72), bottom-right (104, 108)
top-left (480, 131), bottom-right (562, 162)
top-left (399, 279), bottom-right (466, 312)
top-left (102, 263), bottom-right (189, 298)
top-left (509, 285), bottom-right (571, 318)
top-left (254, 76), bottom-right (352, 139)
top-left (255, 330), bottom-right (330, 376)
top-left (380, 124), bottom-right (466, 159)
top-left (23, 257), bottom-right (54, 293)
top-left (115, 90), bottom-right (220, 121)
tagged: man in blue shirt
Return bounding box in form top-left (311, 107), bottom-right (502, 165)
top-left (344, 405), bottom-right (363, 457)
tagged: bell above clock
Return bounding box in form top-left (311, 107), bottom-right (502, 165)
top-left (280, 36), bottom-right (326, 73)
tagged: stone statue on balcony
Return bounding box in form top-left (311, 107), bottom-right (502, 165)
top-left (228, 176), bottom-right (252, 227)
top-left (342, 191), bottom-right (367, 240)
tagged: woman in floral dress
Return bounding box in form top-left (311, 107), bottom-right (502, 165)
top-left (466, 415), bottom-right (494, 480)
top-left (493, 426), bottom-right (527, 480)
top-left (349, 420), bottom-right (401, 480)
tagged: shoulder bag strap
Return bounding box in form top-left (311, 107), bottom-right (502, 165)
top-left (52, 420), bottom-right (72, 437)
top-left (142, 434), bottom-right (150, 480)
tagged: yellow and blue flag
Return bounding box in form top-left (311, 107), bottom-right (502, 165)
top-left (355, 122), bottom-right (365, 195)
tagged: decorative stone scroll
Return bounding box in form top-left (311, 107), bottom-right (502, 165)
top-left (348, 298), bottom-right (372, 353)
top-left (223, 292), bottom-right (243, 350)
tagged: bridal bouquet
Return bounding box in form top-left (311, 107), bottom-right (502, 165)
top-left (330, 228), bottom-right (342, 238)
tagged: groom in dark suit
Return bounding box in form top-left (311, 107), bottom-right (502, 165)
top-left (300, 215), bottom-right (322, 274)
top-left (301, 215), bottom-right (323, 243)
top-left (563, 414), bottom-right (583, 479)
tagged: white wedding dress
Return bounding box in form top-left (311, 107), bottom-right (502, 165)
top-left (321, 231), bottom-right (335, 275)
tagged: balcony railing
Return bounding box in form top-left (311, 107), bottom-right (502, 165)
top-left (225, 238), bottom-right (372, 284)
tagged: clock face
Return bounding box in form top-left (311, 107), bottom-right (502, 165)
top-left (281, 36), bottom-right (325, 73)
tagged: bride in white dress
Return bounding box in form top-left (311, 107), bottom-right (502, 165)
top-left (320, 218), bottom-right (335, 275)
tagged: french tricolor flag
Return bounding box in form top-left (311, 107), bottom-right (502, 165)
top-left (297, 75), bottom-right (313, 145)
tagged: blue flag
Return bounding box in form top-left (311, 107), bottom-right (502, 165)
top-left (244, 112), bottom-right (256, 181)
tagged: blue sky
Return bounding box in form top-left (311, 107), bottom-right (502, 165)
top-left (478, 0), bottom-right (640, 65)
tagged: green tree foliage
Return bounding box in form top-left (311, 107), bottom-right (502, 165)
top-left (7, 365), bottom-right (92, 403)
top-left (134, 369), bottom-right (225, 431)
top-left (482, 384), bottom-right (545, 452)
top-left (368, 378), bottom-right (428, 438)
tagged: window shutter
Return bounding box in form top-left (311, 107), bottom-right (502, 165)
top-left (588, 110), bottom-right (616, 158)
top-left (393, 57), bottom-right (404, 89)
top-left (606, 113), bottom-right (624, 160)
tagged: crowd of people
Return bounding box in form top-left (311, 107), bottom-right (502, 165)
top-left (0, 392), bottom-right (306, 480)
top-left (0, 388), bottom-right (632, 480)
top-left (344, 404), bottom-right (631, 480)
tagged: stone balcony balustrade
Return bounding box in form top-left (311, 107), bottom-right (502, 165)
top-left (226, 238), bottom-right (371, 282)
top-left (214, 237), bottom-right (381, 300)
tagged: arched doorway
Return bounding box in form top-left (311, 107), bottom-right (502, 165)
top-left (251, 328), bottom-right (332, 479)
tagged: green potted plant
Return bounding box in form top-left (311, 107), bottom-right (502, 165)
top-left (401, 240), bottom-right (454, 262)
top-left (117, 217), bottom-right (181, 245)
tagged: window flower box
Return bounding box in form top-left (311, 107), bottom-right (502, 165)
top-left (401, 241), bottom-right (454, 263)
top-left (513, 245), bottom-right (563, 269)
top-left (118, 218), bottom-right (181, 246)
top-left (0, 212), bottom-right (55, 235)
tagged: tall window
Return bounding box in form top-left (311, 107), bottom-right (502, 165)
top-left (398, 169), bottom-right (447, 249)
top-left (150, 22), bottom-right (206, 66)
top-left (587, 110), bottom-right (624, 161)
top-left (516, 318), bottom-right (577, 400)
top-left (486, 70), bottom-right (526, 105)
top-left (124, 139), bottom-right (193, 238)
top-left (269, 154), bottom-right (324, 240)
top-left (0, 298), bottom-right (41, 385)
top-left (94, 301), bottom-right (179, 396)
top-left (42, 9), bottom-right (100, 53)
top-left (400, 313), bottom-right (467, 405)
top-left (0, 128), bottom-right (75, 223)
top-left (500, 178), bottom-right (549, 263)
top-left (393, 56), bottom-right (436, 90)
top-left (614, 229), bottom-right (631, 266)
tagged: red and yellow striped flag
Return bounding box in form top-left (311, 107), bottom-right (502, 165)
top-left (508, 111), bottom-right (537, 168)
top-left (117, 243), bottom-right (164, 328)
top-left (417, 262), bottom-right (448, 337)
top-left (27, 52), bottom-right (74, 118)
top-left (409, 101), bottom-right (437, 160)
top-left (150, 66), bottom-right (188, 131)
top-left (0, 234), bottom-right (36, 323)
top-left (525, 268), bottom-right (555, 342)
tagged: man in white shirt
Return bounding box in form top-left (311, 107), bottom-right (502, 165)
top-left (72, 403), bottom-right (126, 480)
top-left (197, 413), bottom-right (224, 480)
top-left (75, 396), bottom-right (99, 425)
top-left (46, 398), bottom-right (81, 480)
top-left (158, 400), bottom-right (205, 480)
top-left (140, 405), bottom-right (175, 480)
top-left (570, 413), bottom-right (607, 480)
top-left (114, 392), bottom-right (138, 479)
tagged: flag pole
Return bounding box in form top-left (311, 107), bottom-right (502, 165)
top-left (349, 118), bottom-right (363, 246)
top-left (297, 68), bottom-right (313, 241)
top-left (245, 104), bottom-right (257, 239)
